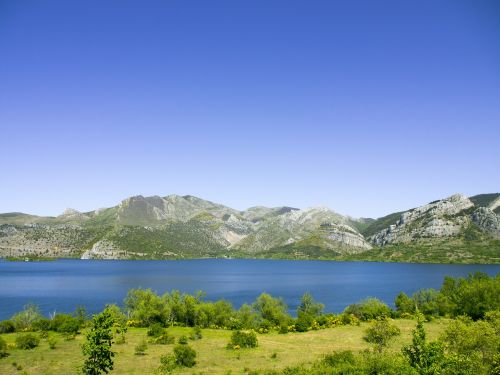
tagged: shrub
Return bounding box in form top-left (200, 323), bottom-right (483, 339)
top-left (340, 313), bottom-right (360, 326)
top-left (158, 353), bottom-right (177, 373)
top-left (47, 336), bottom-right (57, 349)
top-left (134, 340), bottom-right (147, 356)
top-left (152, 332), bottom-right (175, 345)
top-left (228, 330), bottom-right (258, 349)
top-left (147, 323), bottom-right (165, 337)
top-left (178, 335), bottom-right (188, 344)
top-left (278, 323), bottom-right (289, 334)
top-left (363, 317), bottom-right (401, 352)
top-left (16, 333), bottom-right (40, 349)
top-left (189, 326), bottom-right (202, 340)
top-left (257, 320), bottom-right (272, 334)
top-left (32, 318), bottom-right (51, 332)
top-left (51, 314), bottom-right (80, 336)
top-left (0, 321), bottom-right (15, 334)
top-left (295, 313), bottom-right (313, 332)
top-left (173, 344), bottom-right (197, 367)
top-left (344, 298), bottom-right (392, 321)
top-left (0, 336), bottom-right (8, 358)
top-left (322, 350), bottom-right (356, 367)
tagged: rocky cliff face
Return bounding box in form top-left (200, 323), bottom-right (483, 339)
top-left (472, 207), bottom-right (500, 239)
top-left (370, 194), bottom-right (500, 245)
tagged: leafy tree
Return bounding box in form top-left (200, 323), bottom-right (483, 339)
top-left (124, 288), bottom-right (169, 326)
top-left (233, 303), bottom-right (259, 330)
top-left (395, 292), bottom-right (415, 314)
top-left (402, 316), bottom-right (444, 374)
top-left (252, 293), bottom-right (289, 326)
top-left (298, 293), bottom-right (324, 317)
top-left (344, 298), bottom-right (392, 321)
top-left (11, 303), bottom-right (42, 331)
top-left (103, 304), bottom-right (127, 344)
top-left (440, 316), bottom-right (498, 370)
top-left (74, 306), bottom-right (88, 326)
top-left (412, 289), bottom-right (440, 318)
top-left (439, 273), bottom-right (500, 319)
top-left (50, 314), bottom-right (80, 337)
top-left (82, 310), bottom-right (115, 375)
top-left (363, 317), bottom-right (401, 352)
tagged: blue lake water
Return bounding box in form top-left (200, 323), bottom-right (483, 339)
top-left (0, 259), bottom-right (498, 319)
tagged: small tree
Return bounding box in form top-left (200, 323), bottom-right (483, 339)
top-left (402, 316), bottom-right (444, 374)
top-left (298, 293), bottom-right (324, 317)
top-left (363, 317), bottom-right (400, 352)
top-left (82, 310), bottom-right (115, 375)
top-left (11, 303), bottom-right (42, 331)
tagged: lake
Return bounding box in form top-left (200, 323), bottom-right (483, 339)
top-left (0, 259), bottom-right (498, 319)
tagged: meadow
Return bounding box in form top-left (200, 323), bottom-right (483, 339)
top-left (0, 319), bottom-right (448, 375)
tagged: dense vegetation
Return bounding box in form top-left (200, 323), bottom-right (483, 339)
top-left (0, 273), bottom-right (498, 374)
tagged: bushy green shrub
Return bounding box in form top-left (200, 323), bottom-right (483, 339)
top-left (189, 326), bottom-right (202, 340)
top-left (173, 344), bottom-right (197, 367)
top-left (47, 335), bottom-right (58, 349)
top-left (363, 317), bottom-right (401, 352)
top-left (32, 318), bottom-right (51, 332)
top-left (50, 314), bottom-right (80, 336)
top-left (152, 332), bottom-right (175, 345)
top-left (228, 330), bottom-right (258, 349)
top-left (134, 340), bottom-right (147, 355)
top-left (295, 313), bottom-right (313, 332)
top-left (15, 333), bottom-right (40, 349)
top-left (158, 353), bottom-right (176, 373)
top-left (0, 320), bottom-right (15, 334)
top-left (147, 323), bottom-right (165, 337)
top-left (322, 350), bottom-right (356, 367)
top-left (178, 335), bottom-right (188, 344)
top-left (344, 298), bottom-right (392, 321)
top-left (340, 313), bottom-right (360, 326)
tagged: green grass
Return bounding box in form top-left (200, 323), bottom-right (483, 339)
top-left (0, 319), bottom-right (449, 374)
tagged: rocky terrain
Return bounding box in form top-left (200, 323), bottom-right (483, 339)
top-left (0, 193), bottom-right (499, 262)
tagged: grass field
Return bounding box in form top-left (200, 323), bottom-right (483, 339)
top-left (0, 318), bottom-right (449, 374)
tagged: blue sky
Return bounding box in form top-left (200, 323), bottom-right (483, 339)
top-left (1, 0), bottom-right (499, 218)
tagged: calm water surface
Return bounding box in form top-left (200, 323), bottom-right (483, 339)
top-left (0, 259), bottom-right (498, 319)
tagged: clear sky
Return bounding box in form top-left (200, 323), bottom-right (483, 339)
top-left (1, 0), bottom-right (499, 218)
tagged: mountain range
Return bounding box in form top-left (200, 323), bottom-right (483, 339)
top-left (0, 193), bottom-right (499, 263)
